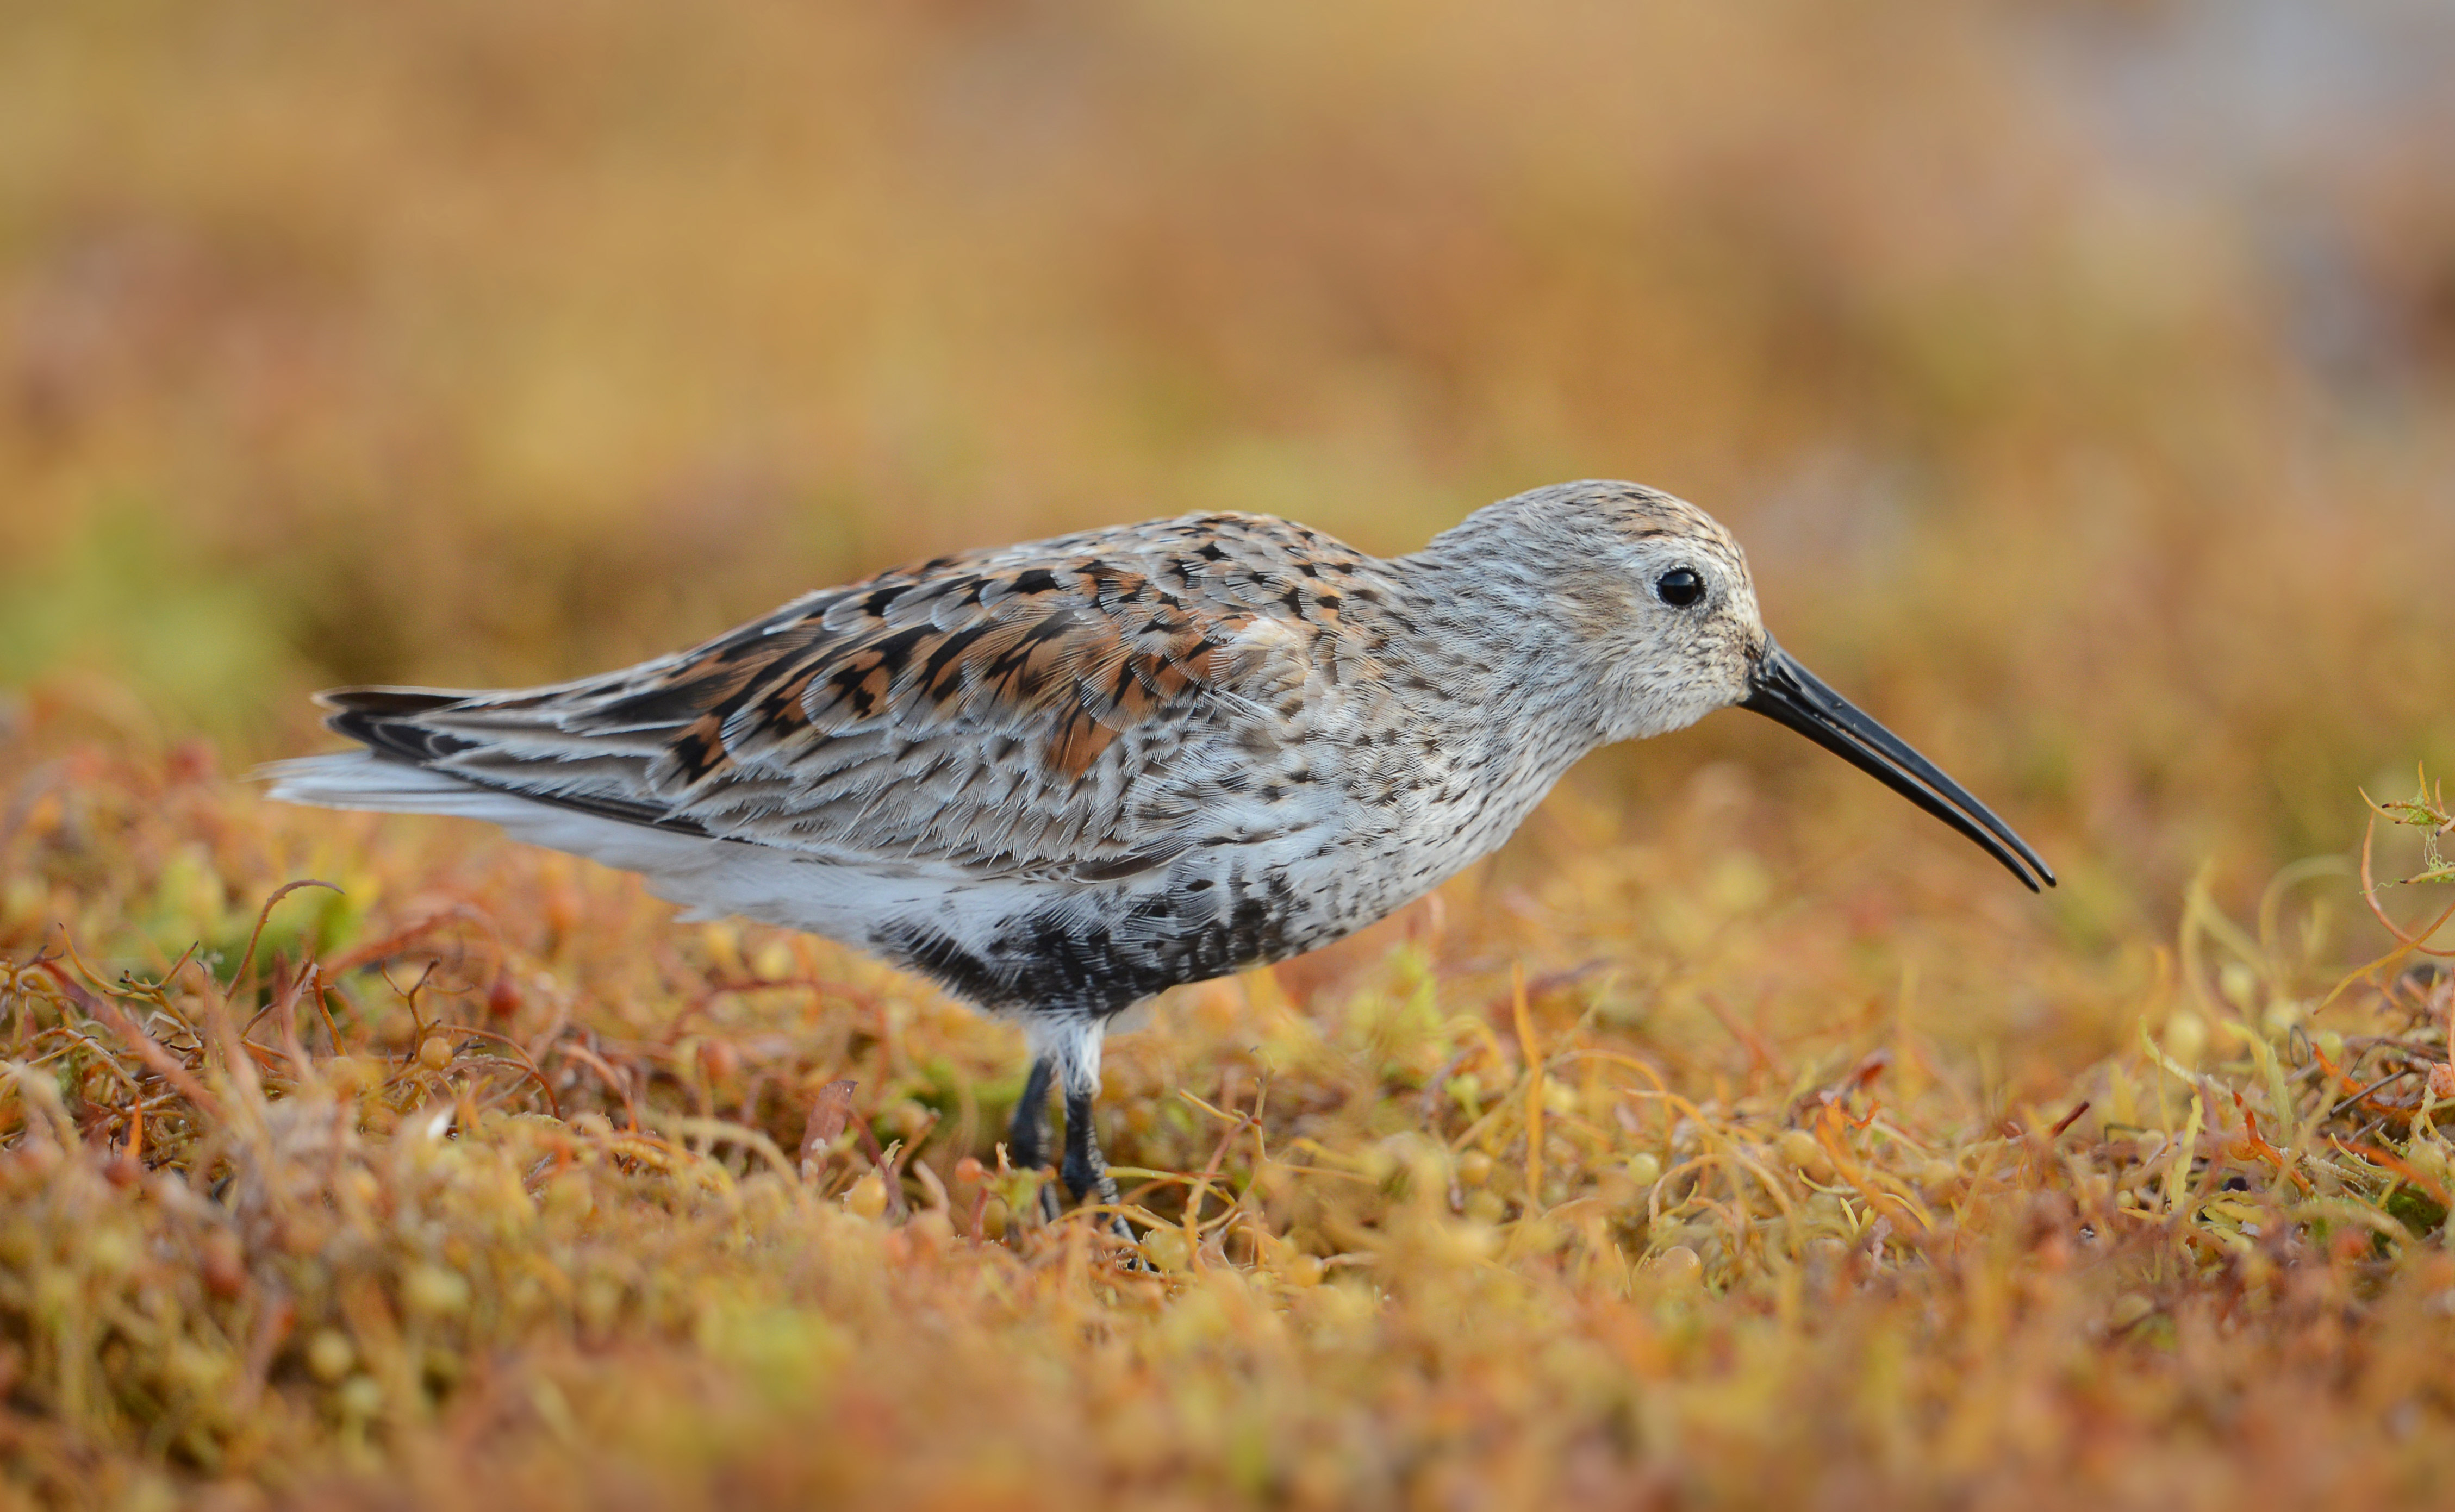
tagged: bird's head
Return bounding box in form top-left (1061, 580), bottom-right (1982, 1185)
top-left (1456, 480), bottom-right (2053, 891)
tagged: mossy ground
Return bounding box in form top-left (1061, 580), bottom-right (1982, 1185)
top-left (6, 4), bottom-right (2455, 1507)
top-left (7, 727), bottom-right (2455, 1509)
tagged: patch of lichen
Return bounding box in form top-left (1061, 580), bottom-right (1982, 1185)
top-left (5, 729), bottom-right (2455, 1509)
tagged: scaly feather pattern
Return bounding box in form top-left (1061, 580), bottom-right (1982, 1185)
top-left (270, 481), bottom-right (2046, 1228)
top-left (272, 487), bottom-right (1777, 1032)
top-left (323, 512), bottom-right (1389, 882)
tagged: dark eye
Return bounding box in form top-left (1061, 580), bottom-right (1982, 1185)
top-left (1654, 567), bottom-right (1704, 607)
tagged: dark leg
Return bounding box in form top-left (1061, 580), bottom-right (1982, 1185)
top-left (1007, 1056), bottom-right (1063, 1222)
top-left (1062, 1084), bottom-right (1134, 1241)
top-left (1006, 1055), bottom-right (1054, 1171)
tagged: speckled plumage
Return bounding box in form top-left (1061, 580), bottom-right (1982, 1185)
top-left (267, 480), bottom-right (2047, 1230)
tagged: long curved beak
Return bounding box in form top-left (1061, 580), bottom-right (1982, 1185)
top-left (1741, 638), bottom-right (2054, 892)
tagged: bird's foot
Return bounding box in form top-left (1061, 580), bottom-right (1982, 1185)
top-left (1102, 1214), bottom-right (1152, 1272)
top-left (1027, 1176), bottom-right (1145, 1267)
top-left (1077, 1173), bottom-right (1144, 1265)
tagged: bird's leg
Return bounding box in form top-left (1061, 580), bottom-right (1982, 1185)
top-left (1025, 1015), bottom-right (1135, 1244)
top-left (1006, 1055), bottom-right (1062, 1222)
top-left (1061, 1084), bottom-right (1134, 1242)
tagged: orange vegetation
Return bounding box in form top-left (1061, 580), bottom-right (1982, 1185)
top-left (5, 3), bottom-right (2455, 1507)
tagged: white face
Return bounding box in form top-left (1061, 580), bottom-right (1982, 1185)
top-left (1610, 540), bottom-right (1767, 736)
top-left (1549, 485), bottom-right (1768, 743)
top-left (1421, 478), bottom-right (2054, 890)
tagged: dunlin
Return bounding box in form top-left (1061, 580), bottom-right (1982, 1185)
top-left (267, 480), bottom-right (2051, 1229)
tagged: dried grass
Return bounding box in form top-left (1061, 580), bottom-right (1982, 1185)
top-left (4, 735), bottom-right (2455, 1509)
top-left (7, 3), bottom-right (2455, 1506)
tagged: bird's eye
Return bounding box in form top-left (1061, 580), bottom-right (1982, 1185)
top-left (1654, 567), bottom-right (1704, 607)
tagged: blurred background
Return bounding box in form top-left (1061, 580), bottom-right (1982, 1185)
top-left (3, 0), bottom-right (2452, 949)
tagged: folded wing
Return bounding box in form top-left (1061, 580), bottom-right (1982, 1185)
top-left (286, 514), bottom-right (1378, 882)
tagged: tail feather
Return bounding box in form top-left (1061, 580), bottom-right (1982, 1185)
top-left (292, 680), bottom-right (699, 832)
top-left (261, 707), bottom-right (1031, 945)
top-left (313, 688), bottom-right (487, 767)
top-left (258, 752), bottom-right (525, 817)
top-left (257, 751), bottom-right (734, 885)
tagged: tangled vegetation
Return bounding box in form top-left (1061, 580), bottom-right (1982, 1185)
top-left (3, 731), bottom-right (2455, 1509)
top-left (7, 2), bottom-right (2455, 1505)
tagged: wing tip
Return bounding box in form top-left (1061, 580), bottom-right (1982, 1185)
top-left (311, 685), bottom-right (477, 715)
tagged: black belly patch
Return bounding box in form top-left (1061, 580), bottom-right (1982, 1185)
top-left (880, 870), bottom-right (1299, 1016)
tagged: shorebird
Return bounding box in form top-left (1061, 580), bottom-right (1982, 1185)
top-left (266, 480), bottom-right (2051, 1231)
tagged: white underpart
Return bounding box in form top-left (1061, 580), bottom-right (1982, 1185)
top-left (1025, 1017), bottom-right (1104, 1096)
top-left (262, 753), bottom-right (1086, 988)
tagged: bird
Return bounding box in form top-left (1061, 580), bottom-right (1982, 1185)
top-left (265, 479), bottom-right (2052, 1233)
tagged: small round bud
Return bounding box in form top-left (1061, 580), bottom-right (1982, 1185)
top-left (1139, 1228), bottom-right (1192, 1272)
top-left (845, 1172), bottom-right (888, 1220)
top-left (338, 1374), bottom-right (384, 1420)
top-left (306, 1329), bottom-right (355, 1384)
top-left (1650, 1245), bottom-right (1704, 1290)
top-left (2161, 1011), bottom-right (2207, 1068)
top-left (1778, 1130), bottom-right (1834, 1183)
top-left (403, 1264), bottom-right (471, 1317)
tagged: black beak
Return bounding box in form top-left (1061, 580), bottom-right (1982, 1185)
top-left (1741, 638), bottom-right (2054, 892)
